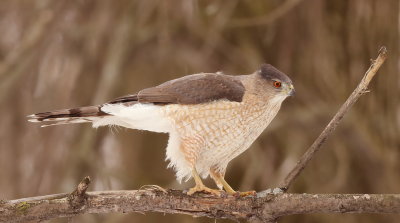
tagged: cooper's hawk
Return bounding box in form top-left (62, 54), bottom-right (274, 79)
top-left (28, 64), bottom-right (294, 195)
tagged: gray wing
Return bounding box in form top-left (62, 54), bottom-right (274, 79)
top-left (109, 73), bottom-right (245, 105)
top-left (28, 73), bottom-right (245, 124)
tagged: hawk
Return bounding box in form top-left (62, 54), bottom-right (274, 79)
top-left (28, 64), bottom-right (294, 195)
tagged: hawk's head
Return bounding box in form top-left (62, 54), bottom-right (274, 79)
top-left (258, 64), bottom-right (295, 98)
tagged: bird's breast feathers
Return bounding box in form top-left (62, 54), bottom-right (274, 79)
top-left (98, 91), bottom-right (285, 136)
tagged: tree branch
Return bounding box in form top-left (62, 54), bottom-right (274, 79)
top-left (279, 46), bottom-right (388, 191)
top-left (1, 184), bottom-right (399, 223)
top-left (67, 176), bottom-right (91, 208)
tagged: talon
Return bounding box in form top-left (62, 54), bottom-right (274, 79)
top-left (188, 168), bottom-right (222, 196)
top-left (228, 190), bottom-right (256, 197)
top-left (238, 190), bottom-right (256, 197)
top-left (209, 169), bottom-right (255, 197)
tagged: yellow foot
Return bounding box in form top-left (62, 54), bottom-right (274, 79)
top-left (226, 190), bottom-right (257, 197)
top-left (237, 190), bottom-right (257, 197)
top-left (187, 185), bottom-right (222, 196)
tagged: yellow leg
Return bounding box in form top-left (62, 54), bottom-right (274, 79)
top-left (217, 176), bottom-right (236, 194)
top-left (210, 170), bottom-right (256, 196)
top-left (187, 169), bottom-right (221, 196)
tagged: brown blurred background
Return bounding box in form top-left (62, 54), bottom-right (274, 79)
top-left (0, 0), bottom-right (399, 222)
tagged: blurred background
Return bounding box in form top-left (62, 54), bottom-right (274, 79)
top-left (0, 0), bottom-right (399, 222)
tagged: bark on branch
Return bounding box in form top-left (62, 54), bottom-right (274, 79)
top-left (1, 187), bottom-right (399, 223)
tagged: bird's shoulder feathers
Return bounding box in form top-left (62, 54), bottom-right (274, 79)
top-left (109, 73), bottom-right (245, 105)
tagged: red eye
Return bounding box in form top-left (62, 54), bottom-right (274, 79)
top-left (273, 81), bottom-right (282, 88)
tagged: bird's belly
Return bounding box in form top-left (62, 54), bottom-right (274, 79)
top-left (196, 112), bottom-right (273, 172)
top-left (163, 100), bottom-right (280, 176)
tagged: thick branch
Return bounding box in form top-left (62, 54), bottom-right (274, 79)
top-left (279, 46), bottom-right (388, 191)
top-left (1, 189), bottom-right (399, 223)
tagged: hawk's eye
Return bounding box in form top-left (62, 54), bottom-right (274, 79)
top-left (273, 81), bottom-right (282, 88)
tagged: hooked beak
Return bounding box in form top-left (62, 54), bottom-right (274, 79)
top-left (288, 84), bottom-right (295, 96)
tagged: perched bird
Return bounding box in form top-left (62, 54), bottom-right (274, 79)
top-left (28, 64), bottom-right (294, 195)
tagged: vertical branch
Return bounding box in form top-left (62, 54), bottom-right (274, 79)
top-left (279, 46), bottom-right (388, 191)
top-left (68, 176), bottom-right (91, 208)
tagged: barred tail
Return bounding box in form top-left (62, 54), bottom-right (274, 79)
top-left (27, 105), bottom-right (108, 127)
